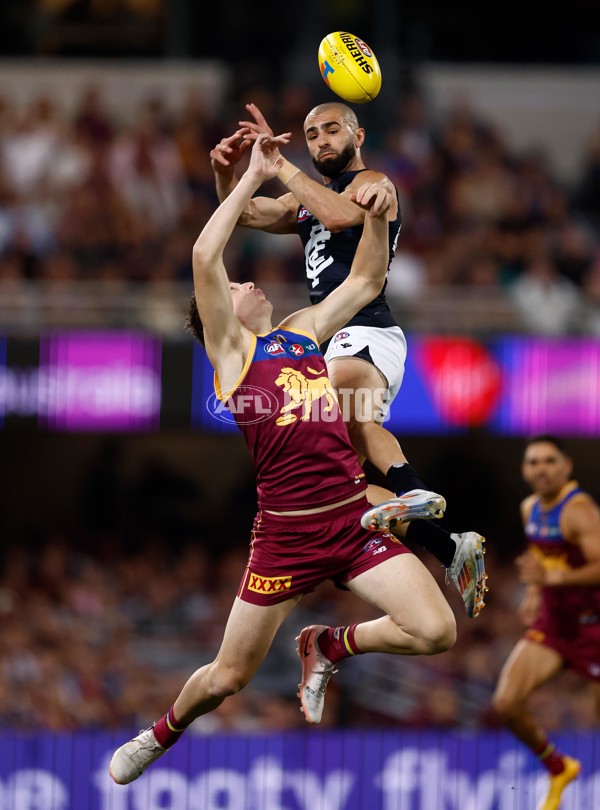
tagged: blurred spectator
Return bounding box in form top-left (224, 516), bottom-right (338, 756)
top-left (573, 119), bottom-right (600, 232)
top-left (108, 101), bottom-right (187, 232)
top-left (1, 96), bottom-right (62, 198)
top-left (582, 248), bottom-right (600, 335)
top-left (553, 219), bottom-right (595, 287)
top-left (0, 525), bottom-right (591, 734)
top-left (0, 82), bottom-right (597, 335)
top-left (510, 255), bottom-right (583, 335)
top-left (73, 84), bottom-right (114, 148)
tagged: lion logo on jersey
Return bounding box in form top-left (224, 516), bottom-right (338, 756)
top-left (274, 366), bottom-right (337, 426)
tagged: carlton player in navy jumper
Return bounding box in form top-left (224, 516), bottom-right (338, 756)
top-left (210, 101), bottom-right (487, 617)
top-left (492, 435), bottom-right (600, 810)
top-left (109, 134), bottom-right (457, 785)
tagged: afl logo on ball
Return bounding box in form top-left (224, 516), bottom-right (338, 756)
top-left (355, 38), bottom-right (373, 57)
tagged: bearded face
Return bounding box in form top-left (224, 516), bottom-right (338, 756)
top-left (311, 140), bottom-right (357, 179)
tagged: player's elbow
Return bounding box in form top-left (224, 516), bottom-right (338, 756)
top-left (192, 240), bottom-right (216, 274)
top-left (345, 278), bottom-right (379, 311)
top-left (359, 277), bottom-right (385, 304)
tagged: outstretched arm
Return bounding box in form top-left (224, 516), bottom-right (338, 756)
top-left (210, 127), bottom-right (298, 234)
top-left (194, 133), bottom-right (290, 377)
top-left (281, 179), bottom-right (394, 344)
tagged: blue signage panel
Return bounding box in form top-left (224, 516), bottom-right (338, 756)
top-left (0, 730), bottom-right (596, 810)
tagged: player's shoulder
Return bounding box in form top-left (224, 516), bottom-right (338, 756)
top-left (277, 309), bottom-right (319, 342)
top-left (349, 167), bottom-right (393, 186)
top-left (564, 489), bottom-right (600, 515)
top-left (520, 493), bottom-right (538, 521)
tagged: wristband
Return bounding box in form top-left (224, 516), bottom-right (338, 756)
top-left (277, 159), bottom-right (301, 186)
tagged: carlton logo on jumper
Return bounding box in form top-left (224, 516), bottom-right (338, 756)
top-left (248, 573), bottom-right (292, 593)
top-left (206, 385), bottom-right (279, 425)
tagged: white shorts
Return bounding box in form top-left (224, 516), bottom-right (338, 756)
top-left (324, 325), bottom-right (407, 421)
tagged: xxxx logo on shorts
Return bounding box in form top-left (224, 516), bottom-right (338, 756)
top-left (248, 572), bottom-right (292, 594)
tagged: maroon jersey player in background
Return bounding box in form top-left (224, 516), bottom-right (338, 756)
top-left (492, 434), bottom-right (600, 810)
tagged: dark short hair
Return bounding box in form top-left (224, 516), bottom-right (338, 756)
top-left (184, 294), bottom-right (205, 346)
top-left (525, 434), bottom-right (566, 454)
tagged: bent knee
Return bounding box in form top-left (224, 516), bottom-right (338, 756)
top-left (491, 691), bottom-right (522, 721)
top-left (206, 664), bottom-right (251, 699)
top-left (429, 617), bottom-right (457, 654)
top-left (419, 614), bottom-right (457, 654)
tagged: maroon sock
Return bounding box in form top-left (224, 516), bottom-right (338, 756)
top-left (534, 741), bottom-right (566, 775)
top-left (152, 705), bottom-right (188, 749)
top-left (316, 624), bottom-right (362, 664)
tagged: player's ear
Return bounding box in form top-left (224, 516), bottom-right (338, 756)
top-left (355, 127), bottom-right (366, 148)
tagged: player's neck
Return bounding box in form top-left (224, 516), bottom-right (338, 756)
top-left (251, 318), bottom-right (274, 335)
top-left (537, 480), bottom-right (577, 508)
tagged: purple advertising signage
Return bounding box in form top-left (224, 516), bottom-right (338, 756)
top-left (493, 338), bottom-right (600, 435)
top-left (0, 730), bottom-right (596, 809)
top-left (38, 332), bottom-right (162, 431)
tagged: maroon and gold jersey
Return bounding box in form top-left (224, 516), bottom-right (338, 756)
top-left (215, 327), bottom-right (366, 512)
top-left (524, 482), bottom-right (600, 641)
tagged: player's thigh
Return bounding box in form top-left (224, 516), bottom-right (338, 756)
top-left (494, 639), bottom-right (564, 705)
top-left (345, 553), bottom-right (454, 637)
top-left (215, 595), bottom-right (300, 679)
top-left (327, 356), bottom-right (388, 423)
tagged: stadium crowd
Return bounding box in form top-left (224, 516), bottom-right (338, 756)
top-left (0, 525), bottom-right (597, 733)
top-left (0, 82), bottom-right (599, 334)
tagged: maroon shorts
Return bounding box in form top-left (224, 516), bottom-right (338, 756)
top-left (525, 613), bottom-right (600, 681)
top-left (237, 495), bottom-right (412, 606)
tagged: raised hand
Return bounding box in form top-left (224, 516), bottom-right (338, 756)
top-left (351, 178), bottom-right (395, 217)
top-left (238, 102), bottom-right (274, 140)
top-left (246, 132), bottom-right (292, 183)
top-left (210, 129), bottom-right (252, 173)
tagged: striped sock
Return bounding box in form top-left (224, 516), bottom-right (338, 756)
top-left (152, 705), bottom-right (188, 749)
top-left (317, 624), bottom-right (362, 663)
top-left (534, 741), bottom-right (566, 775)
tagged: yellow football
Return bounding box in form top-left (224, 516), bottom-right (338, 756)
top-left (318, 32), bottom-right (382, 104)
